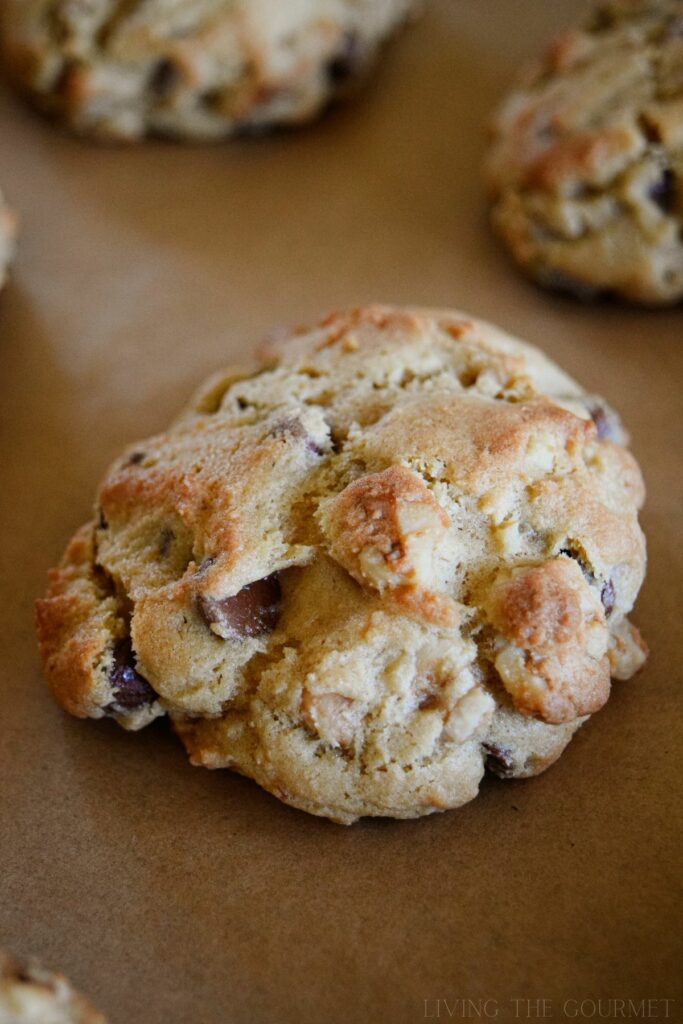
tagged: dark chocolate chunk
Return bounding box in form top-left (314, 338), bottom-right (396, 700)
top-left (588, 404), bottom-right (611, 440)
top-left (638, 113), bottom-right (661, 144)
top-left (326, 31), bottom-right (363, 86)
top-left (149, 59), bottom-right (180, 98)
top-left (537, 266), bottom-right (606, 302)
top-left (590, 6), bottom-right (615, 31)
top-left (601, 579), bottom-right (616, 617)
top-left (649, 169), bottom-right (676, 214)
top-left (108, 641), bottom-right (156, 712)
top-left (126, 451), bottom-right (146, 466)
top-left (483, 743), bottom-right (515, 778)
top-left (585, 398), bottom-right (625, 444)
top-left (198, 574), bottom-right (282, 640)
top-left (158, 528), bottom-right (174, 557)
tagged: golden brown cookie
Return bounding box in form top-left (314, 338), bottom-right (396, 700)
top-left (36, 306), bottom-right (648, 823)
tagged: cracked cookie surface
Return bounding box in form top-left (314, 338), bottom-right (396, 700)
top-left (0, 188), bottom-right (16, 292)
top-left (486, 0), bottom-right (683, 305)
top-left (36, 305), bottom-right (648, 823)
top-left (1, 0), bottom-right (415, 141)
top-left (0, 951), bottom-right (107, 1024)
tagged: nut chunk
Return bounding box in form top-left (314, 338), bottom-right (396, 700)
top-left (320, 466), bottom-right (453, 616)
top-left (484, 558), bottom-right (610, 724)
top-left (301, 691), bottom-right (365, 750)
top-left (197, 574), bottom-right (282, 640)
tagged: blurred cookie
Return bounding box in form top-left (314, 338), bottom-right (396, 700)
top-left (0, 188), bottom-right (16, 291)
top-left (36, 306), bottom-right (648, 823)
top-left (1, 0), bottom-right (416, 141)
top-left (0, 951), bottom-right (106, 1024)
top-left (486, 0), bottom-right (683, 305)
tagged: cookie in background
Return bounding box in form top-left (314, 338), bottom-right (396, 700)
top-left (0, 0), bottom-right (418, 142)
top-left (486, 0), bottom-right (683, 306)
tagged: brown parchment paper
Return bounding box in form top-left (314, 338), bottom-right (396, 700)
top-left (1, 3), bottom-right (681, 1022)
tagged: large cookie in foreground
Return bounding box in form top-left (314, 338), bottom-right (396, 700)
top-left (0, 0), bottom-right (416, 141)
top-left (486, 0), bottom-right (683, 306)
top-left (36, 306), bottom-right (648, 823)
top-left (0, 951), bottom-right (107, 1024)
top-left (0, 188), bottom-right (16, 292)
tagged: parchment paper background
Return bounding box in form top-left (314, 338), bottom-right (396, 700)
top-left (0, 3), bottom-right (681, 1022)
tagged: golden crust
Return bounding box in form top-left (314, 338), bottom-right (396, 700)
top-left (489, 559), bottom-right (583, 650)
top-left (35, 524), bottom-right (119, 719)
top-left (484, 560), bottom-right (611, 724)
top-left (359, 393), bottom-right (593, 494)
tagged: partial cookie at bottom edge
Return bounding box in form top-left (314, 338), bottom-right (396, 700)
top-left (0, 951), bottom-right (107, 1024)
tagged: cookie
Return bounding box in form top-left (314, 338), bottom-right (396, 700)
top-left (0, 188), bottom-right (16, 291)
top-left (0, 951), bottom-right (106, 1023)
top-left (36, 306), bottom-right (648, 823)
top-left (485, 0), bottom-right (683, 306)
top-left (1, 0), bottom-right (416, 141)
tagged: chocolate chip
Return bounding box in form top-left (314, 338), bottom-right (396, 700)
top-left (590, 6), bottom-right (615, 31)
top-left (97, 508), bottom-right (108, 530)
top-left (601, 579), bottom-right (616, 617)
top-left (127, 451), bottom-right (146, 466)
top-left (158, 528), bottom-right (174, 557)
top-left (588, 404), bottom-right (611, 439)
top-left (585, 398), bottom-right (625, 444)
top-left (638, 113), bottom-right (661, 144)
top-left (537, 267), bottom-right (606, 302)
top-left (198, 574), bottom-right (282, 640)
top-left (483, 743), bottom-right (515, 778)
top-left (663, 15), bottom-right (683, 40)
top-left (108, 641), bottom-right (156, 712)
top-left (649, 169), bottom-right (676, 214)
top-left (327, 31), bottom-right (362, 86)
top-left (149, 59), bottom-right (180, 98)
